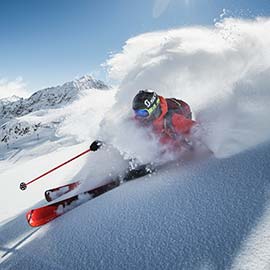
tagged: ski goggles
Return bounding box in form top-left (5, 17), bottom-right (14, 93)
top-left (134, 98), bottom-right (160, 118)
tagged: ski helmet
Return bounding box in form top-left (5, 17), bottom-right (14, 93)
top-left (132, 90), bottom-right (161, 119)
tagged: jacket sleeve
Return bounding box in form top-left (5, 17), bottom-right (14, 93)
top-left (171, 114), bottom-right (196, 135)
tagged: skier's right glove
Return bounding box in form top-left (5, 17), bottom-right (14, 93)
top-left (90, 140), bottom-right (103, 151)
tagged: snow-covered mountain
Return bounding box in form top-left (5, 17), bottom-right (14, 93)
top-left (0, 75), bottom-right (108, 120)
top-left (0, 75), bottom-right (110, 150)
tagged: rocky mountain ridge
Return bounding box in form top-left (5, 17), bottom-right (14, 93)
top-left (0, 75), bottom-right (108, 121)
top-left (0, 75), bottom-right (108, 149)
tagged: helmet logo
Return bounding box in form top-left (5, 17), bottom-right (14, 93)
top-left (144, 93), bottom-right (157, 108)
top-left (144, 100), bottom-right (151, 108)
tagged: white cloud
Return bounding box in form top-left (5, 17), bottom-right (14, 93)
top-left (0, 77), bottom-right (29, 99)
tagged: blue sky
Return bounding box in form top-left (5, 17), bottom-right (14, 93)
top-left (1, 0), bottom-right (270, 93)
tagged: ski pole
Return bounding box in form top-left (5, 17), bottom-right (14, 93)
top-left (19, 148), bottom-right (92, 191)
top-left (19, 140), bottom-right (103, 191)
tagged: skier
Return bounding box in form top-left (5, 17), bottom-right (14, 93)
top-left (132, 89), bottom-right (196, 151)
top-left (90, 90), bottom-right (196, 152)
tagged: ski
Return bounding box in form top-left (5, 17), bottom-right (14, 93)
top-left (26, 179), bottom-right (121, 227)
top-left (26, 163), bottom-right (157, 227)
top-left (44, 163), bottom-right (155, 202)
top-left (45, 181), bottom-right (80, 202)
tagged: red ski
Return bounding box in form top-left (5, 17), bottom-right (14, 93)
top-left (27, 179), bottom-right (121, 227)
top-left (45, 181), bottom-right (80, 202)
top-left (26, 162), bottom-right (172, 227)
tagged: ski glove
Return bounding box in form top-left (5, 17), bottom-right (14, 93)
top-left (90, 140), bottom-right (103, 151)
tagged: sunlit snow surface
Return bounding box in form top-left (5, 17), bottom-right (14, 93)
top-left (1, 17), bottom-right (270, 269)
top-left (1, 143), bottom-right (270, 269)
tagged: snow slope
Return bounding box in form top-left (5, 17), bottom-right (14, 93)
top-left (1, 141), bottom-right (269, 270)
top-left (1, 17), bottom-right (270, 269)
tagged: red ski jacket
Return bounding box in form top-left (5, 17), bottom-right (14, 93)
top-left (152, 96), bottom-right (196, 149)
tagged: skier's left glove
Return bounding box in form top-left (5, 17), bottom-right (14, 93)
top-left (90, 140), bottom-right (103, 151)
